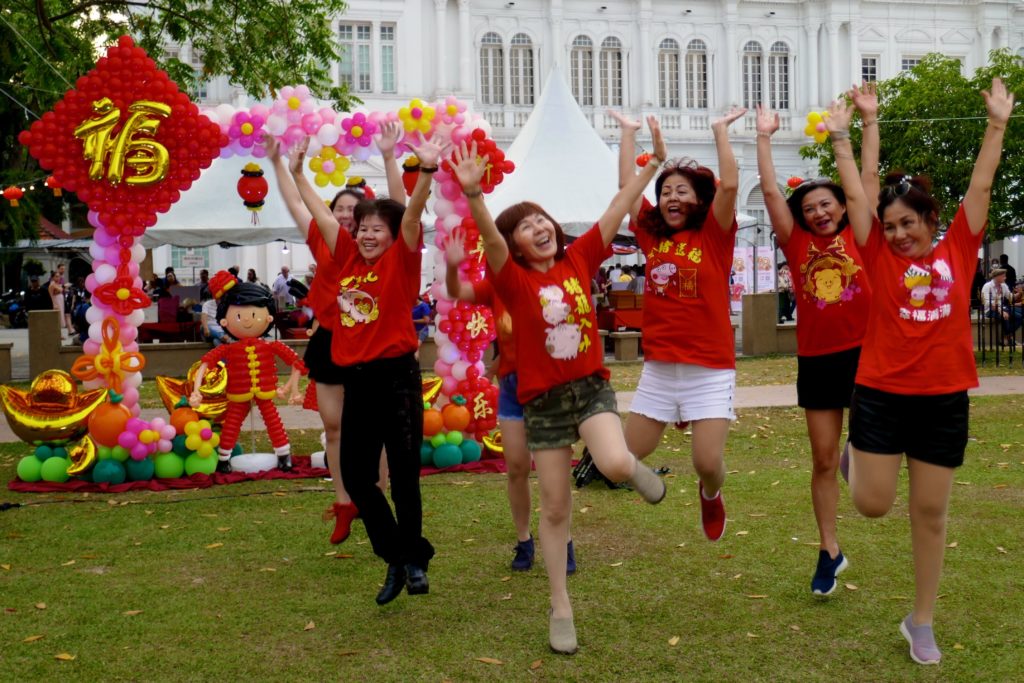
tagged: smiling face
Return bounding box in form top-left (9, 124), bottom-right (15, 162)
top-left (221, 303), bottom-right (273, 339)
top-left (800, 187), bottom-right (847, 236)
top-left (882, 198), bottom-right (937, 260)
top-left (511, 213), bottom-right (559, 268)
top-left (355, 214), bottom-right (395, 264)
top-left (658, 173), bottom-right (699, 230)
top-left (333, 194), bottom-right (360, 232)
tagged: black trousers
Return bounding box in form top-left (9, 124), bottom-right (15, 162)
top-left (338, 353), bottom-right (433, 568)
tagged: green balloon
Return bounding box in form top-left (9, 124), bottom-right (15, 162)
top-left (92, 459), bottom-right (126, 485)
top-left (16, 455), bottom-right (43, 482)
top-left (185, 453), bottom-right (217, 476)
top-left (446, 431), bottom-right (464, 446)
top-left (460, 439), bottom-right (482, 464)
top-left (52, 446), bottom-right (68, 460)
top-left (34, 445), bottom-right (54, 460)
top-left (153, 453), bottom-right (185, 479)
top-left (96, 445), bottom-right (112, 460)
top-left (420, 443), bottom-right (434, 466)
top-left (171, 434), bottom-right (190, 456)
top-left (40, 456), bottom-right (70, 483)
top-left (110, 446), bottom-right (130, 462)
top-left (432, 444), bottom-right (462, 469)
top-left (124, 458), bottom-right (155, 481)
top-left (429, 433), bottom-right (447, 449)
top-left (231, 443), bottom-right (242, 456)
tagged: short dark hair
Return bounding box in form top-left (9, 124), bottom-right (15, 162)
top-left (216, 282), bottom-right (276, 339)
top-left (877, 172), bottom-right (940, 228)
top-left (785, 179), bottom-right (849, 233)
top-left (494, 202), bottom-right (567, 268)
top-left (644, 159), bottom-right (718, 238)
top-left (354, 198), bottom-right (405, 240)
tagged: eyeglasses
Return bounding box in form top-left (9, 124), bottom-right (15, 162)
top-left (881, 177), bottom-right (913, 201)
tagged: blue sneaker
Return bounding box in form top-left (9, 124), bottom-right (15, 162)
top-left (566, 540), bottom-right (576, 575)
top-left (511, 536), bottom-right (535, 571)
top-left (811, 549), bottom-right (849, 596)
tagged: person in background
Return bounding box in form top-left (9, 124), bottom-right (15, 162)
top-left (24, 275), bottom-right (52, 312)
top-left (228, 265), bottom-right (241, 281)
top-left (272, 265), bottom-right (296, 310)
top-left (198, 269), bottom-right (211, 301)
top-left (411, 295), bottom-right (432, 344)
top-left (776, 262), bottom-right (795, 323)
top-left (998, 253), bottom-right (1017, 290)
top-left (246, 268), bottom-right (260, 285)
top-left (981, 268), bottom-right (1021, 340)
top-left (200, 287), bottom-right (227, 347)
top-left (48, 263), bottom-right (69, 339)
top-left (627, 264), bottom-right (646, 294)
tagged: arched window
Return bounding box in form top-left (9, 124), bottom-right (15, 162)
top-left (768, 41), bottom-right (790, 110)
top-left (600, 37), bottom-right (624, 106)
top-left (658, 38), bottom-right (680, 109)
top-left (742, 41), bottom-right (763, 109)
top-left (510, 33), bottom-right (534, 105)
top-left (685, 39), bottom-right (707, 109)
top-left (479, 33), bottom-right (504, 105)
top-left (570, 35), bottom-right (594, 106)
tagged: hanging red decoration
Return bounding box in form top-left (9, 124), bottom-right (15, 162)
top-left (402, 155), bottom-right (420, 197)
top-left (237, 162), bottom-right (268, 224)
top-left (45, 176), bottom-right (63, 197)
top-left (3, 186), bottom-right (24, 207)
top-left (635, 153), bottom-right (652, 167)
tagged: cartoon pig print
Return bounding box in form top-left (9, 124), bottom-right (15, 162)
top-left (538, 284), bottom-right (581, 359)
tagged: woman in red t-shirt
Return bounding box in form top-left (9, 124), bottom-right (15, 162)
top-left (846, 78), bottom-right (1013, 665)
top-left (612, 107), bottom-right (745, 543)
top-left (449, 118), bottom-right (669, 656)
top-left (267, 126), bottom-right (403, 546)
top-left (754, 86), bottom-right (878, 597)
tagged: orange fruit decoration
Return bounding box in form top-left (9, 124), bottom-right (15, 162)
top-left (441, 395), bottom-right (471, 432)
top-left (87, 394), bottom-right (131, 447)
top-left (170, 397), bottom-right (200, 435)
top-left (423, 405), bottom-right (444, 437)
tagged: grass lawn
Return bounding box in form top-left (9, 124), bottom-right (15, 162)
top-left (1, 395), bottom-right (1021, 681)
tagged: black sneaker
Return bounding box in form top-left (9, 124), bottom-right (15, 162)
top-left (572, 449), bottom-right (598, 489)
top-left (511, 536), bottom-right (535, 571)
top-left (566, 540), bottom-right (576, 575)
top-left (811, 549), bottom-right (849, 597)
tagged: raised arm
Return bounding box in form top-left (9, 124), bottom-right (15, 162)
top-left (709, 107), bottom-right (747, 231)
top-left (376, 121), bottom-right (407, 205)
top-left (754, 104), bottom-right (794, 245)
top-left (289, 137), bottom-right (342, 255)
top-left (824, 100), bottom-right (873, 247)
top-left (849, 82), bottom-right (880, 212)
top-left (598, 116), bottom-right (666, 247)
top-left (399, 136), bottom-right (445, 251)
top-left (964, 77), bottom-right (1014, 235)
top-left (452, 141), bottom-right (508, 273)
top-left (443, 225), bottom-right (477, 302)
top-left (608, 110), bottom-right (644, 223)
top-left (265, 135), bottom-right (312, 235)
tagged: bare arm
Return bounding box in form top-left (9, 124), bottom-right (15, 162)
top-left (754, 104), bottom-right (794, 246)
top-left (376, 121), bottom-right (407, 205)
top-left (825, 100), bottom-right (873, 247)
top-left (399, 136), bottom-right (445, 251)
top-left (443, 226), bottom-right (477, 302)
top-left (849, 82), bottom-right (881, 212)
top-left (608, 110), bottom-right (644, 223)
top-left (452, 141), bottom-right (508, 273)
top-left (289, 137), bottom-right (342, 255)
top-left (709, 107), bottom-right (748, 231)
top-left (964, 77), bottom-right (1014, 235)
top-left (265, 135), bottom-right (312, 235)
top-left (598, 116), bottom-right (666, 247)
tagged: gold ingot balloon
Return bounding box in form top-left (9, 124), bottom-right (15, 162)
top-left (422, 376), bottom-right (443, 404)
top-left (482, 430), bottom-right (503, 455)
top-left (155, 360), bottom-right (228, 422)
top-left (66, 435), bottom-right (98, 477)
top-left (0, 370), bottom-right (108, 444)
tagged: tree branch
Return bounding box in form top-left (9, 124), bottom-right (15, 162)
top-left (49, 0), bottom-right (203, 30)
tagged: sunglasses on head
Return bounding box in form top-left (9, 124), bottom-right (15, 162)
top-left (795, 177), bottom-right (833, 190)
top-left (881, 177), bottom-right (913, 201)
top-left (661, 157), bottom-right (698, 172)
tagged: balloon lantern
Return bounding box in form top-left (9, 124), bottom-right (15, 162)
top-left (635, 153), bottom-right (652, 167)
top-left (45, 176), bottom-right (62, 197)
top-left (3, 186), bottom-right (24, 207)
top-left (237, 162), bottom-right (269, 223)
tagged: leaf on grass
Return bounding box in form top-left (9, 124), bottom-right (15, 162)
top-left (668, 635), bottom-right (680, 646)
top-left (324, 551), bottom-right (337, 556)
top-left (34, 603), bottom-right (46, 610)
top-left (727, 469), bottom-right (739, 474)
top-left (997, 547), bottom-right (1008, 554)
top-left (54, 653), bottom-right (76, 661)
top-left (144, 510), bottom-right (154, 515)
top-left (845, 583), bottom-right (858, 591)
top-left (476, 657), bottom-right (503, 665)
top-left (735, 531), bottom-right (749, 536)
top-left (201, 513), bottom-right (218, 518)
top-left (500, 576), bottom-right (512, 582)
top-left (955, 481), bottom-right (972, 486)
top-left (771, 480), bottom-right (780, 486)
top-left (946, 542), bottom-right (958, 549)
top-left (953, 643), bottom-right (965, 650)
top-left (529, 659), bottom-right (543, 670)
top-left (676, 543), bottom-right (686, 548)
top-left (790, 625), bottom-right (801, 631)
top-left (746, 632), bottom-right (759, 638)
top-left (23, 635), bottom-right (44, 643)
top-left (79, 554), bottom-right (97, 560)
top-left (719, 554), bottom-right (734, 560)
top-left (260, 568), bottom-right (277, 572)
top-left (1, 564), bottom-right (10, 570)
top-left (122, 610), bottom-right (143, 616)
top-left (499, 593), bottom-right (512, 601)
top-left (993, 484), bottom-right (1008, 489)
top-left (748, 513), bottom-right (766, 518)
top-left (61, 560), bottom-right (76, 566)
top-left (746, 594), bottom-right (768, 599)
top-left (609, 561), bottom-right (623, 567)
top-left (159, 525), bottom-right (170, 530)
top-left (217, 527), bottom-right (231, 532)
top-left (205, 543), bottom-right (224, 550)
top-left (463, 538), bottom-right (476, 543)
top-left (334, 554), bottom-right (354, 560)
top-left (272, 492), bottom-right (287, 497)
top-left (304, 621), bottom-right (316, 631)
top-left (579, 506), bottom-right (591, 514)
top-left (732, 574), bottom-right (743, 580)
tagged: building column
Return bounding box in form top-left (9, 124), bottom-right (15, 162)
top-left (724, 24), bottom-right (737, 106)
top-left (458, 0), bottom-right (472, 93)
top-left (805, 24), bottom-right (819, 106)
top-left (371, 21), bottom-right (382, 93)
top-left (826, 23), bottom-right (840, 101)
top-left (549, 0), bottom-right (563, 70)
top-left (849, 22), bottom-right (860, 85)
top-left (639, 0), bottom-right (652, 109)
top-left (434, 0), bottom-right (448, 92)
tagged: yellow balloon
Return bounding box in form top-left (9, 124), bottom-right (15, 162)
top-left (309, 157), bottom-right (323, 173)
top-left (807, 111), bottom-right (823, 124)
top-left (322, 146), bottom-right (337, 160)
top-left (66, 435), bottom-right (98, 476)
top-left (0, 371), bottom-right (108, 444)
top-left (804, 124), bottom-right (816, 136)
top-left (329, 170), bottom-right (346, 186)
top-left (315, 173), bottom-right (329, 187)
top-left (336, 156), bottom-right (351, 173)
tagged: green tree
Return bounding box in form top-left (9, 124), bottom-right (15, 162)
top-left (801, 49), bottom-right (1024, 239)
top-left (1, 0), bottom-right (354, 245)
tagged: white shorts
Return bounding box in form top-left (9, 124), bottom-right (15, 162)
top-left (630, 361), bottom-right (736, 423)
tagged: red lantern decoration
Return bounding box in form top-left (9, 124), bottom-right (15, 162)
top-left (402, 156), bottom-right (420, 197)
top-left (45, 176), bottom-right (62, 197)
top-left (237, 163), bottom-right (269, 224)
top-left (787, 176), bottom-right (804, 189)
top-left (3, 186), bottom-right (24, 207)
top-left (635, 153), bottom-right (652, 167)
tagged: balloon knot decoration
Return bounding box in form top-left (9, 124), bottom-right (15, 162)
top-left (237, 162), bottom-right (269, 223)
top-left (308, 146), bottom-right (350, 188)
top-left (398, 98), bottom-right (436, 134)
top-left (71, 318), bottom-right (145, 392)
top-left (438, 96), bottom-right (467, 126)
top-left (341, 112), bottom-right (377, 147)
top-left (92, 266), bottom-right (150, 316)
top-left (804, 110), bottom-right (831, 144)
top-left (3, 186), bottom-right (24, 207)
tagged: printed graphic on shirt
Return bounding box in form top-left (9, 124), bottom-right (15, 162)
top-left (799, 237), bottom-right (863, 309)
top-left (337, 272), bottom-right (379, 327)
top-left (646, 239), bottom-right (700, 299)
top-left (537, 277), bottom-right (596, 360)
top-left (899, 259), bottom-right (954, 322)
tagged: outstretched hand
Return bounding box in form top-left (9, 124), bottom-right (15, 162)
top-left (755, 104), bottom-right (780, 136)
top-left (848, 81), bottom-right (878, 120)
top-left (264, 134), bottom-right (282, 162)
top-left (409, 133), bottom-right (448, 169)
top-left (647, 115), bottom-right (667, 162)
top-left (451, 141), bottom-right (488, 192)
top-left (443, 226), bottom-right (467, 266)
top-left (824, 99), bottom-right (854, 134)
top-left (712, 106), bottom-right (747, 133)
top-left (608, 109), bottom-right (642, 133)
top-left (375, 120), bottom-right (403, 157)
top-left (289, 137), bottom-right (310, 175)
top-left (982, 77), bottom-right (1015, 126)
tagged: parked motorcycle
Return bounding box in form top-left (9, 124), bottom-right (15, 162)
top-left (0, 290), bottom-right (26, 328)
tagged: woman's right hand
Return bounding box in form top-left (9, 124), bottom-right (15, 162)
top-left (451, 141), bottom-right (487, 193)
top-left (755, 104), bottom-right (780, 136)
top-left (443, 226), bottom-right (467, 266)
top-left (264, 134), bottom-right (281, 162)
top-left (289, 137), bottom-right (310, 175)
top-left (982, 77), bottom-right (1014, 127)
top-left (824, 99), bottom-right (853, 134)
top-left (608, 109), bottom-right (642, 133)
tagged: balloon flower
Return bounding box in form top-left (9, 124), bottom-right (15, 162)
top-left (309, 146), bottom-right (351, 187)
top-left (342, 112), bottom-right (377, 147)
top-left (398, 98), bottom-right (436, 134)
top-left (184, 419), bottom-right (220, 458)
top-left (804, 111), bottom-right (831, 144)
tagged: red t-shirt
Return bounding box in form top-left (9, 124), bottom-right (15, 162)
top-left (472, 280), bottom-right (516, 379)
top-left (328, 229), bottom-right (421, 366)
top-left (855, 204), bottom-right (981, 395)
top-left (781, 226), bottom-right (871, 356)
top-left (491, 225), bottom-right (610, 404)
top-left (305, 221), bottom-right (340, 332)
top-left (632, 197), bottom-right (737, 369)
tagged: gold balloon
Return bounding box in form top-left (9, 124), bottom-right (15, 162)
top-left (482, 430), bottom-right (503, 455)
top-left (66, 435), bottom-right (98, 476)
top-left (0, 370), bottom-right (108, 444)
top-left (422, 376), bottom-right (443, 404)
top-left (155, 361), bottom-right (227, 422)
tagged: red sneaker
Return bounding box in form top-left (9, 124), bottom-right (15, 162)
top-left (699, 482), bottom-right (726, 541)
top-left (325, 502), bottom-right (358, 544)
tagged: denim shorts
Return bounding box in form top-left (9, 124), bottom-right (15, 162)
top-left (523, 374), bottom-right (618, 451)
top-left (497, 373), bottom-right (524, 422)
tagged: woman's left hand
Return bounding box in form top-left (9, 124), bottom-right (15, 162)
top-left (982, 77), bottom-right (1015, 126)
top-left (288, 137), bottom-right (309, 175)
top-left (451, 141), bottom-right (487, 192)
top-left (409, 134), bottom-right (447, 169)
top-left (647, 116), bottom-right (667, 163)
top-left (824, 99), bottom-right (854, 133)
top-left (712, 107), bottom-right (747, 133)
top-left (848, 81), bottom-right (878, 120)
top-left (375, 121), bottom-right (403, 157)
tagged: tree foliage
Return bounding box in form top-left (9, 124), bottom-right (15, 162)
top-left (801, 50), bottom-right (1024, 239)
top-left (1, 0), bottom-right (353, 245)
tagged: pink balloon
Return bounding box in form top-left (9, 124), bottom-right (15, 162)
top-left (441, 375), bottom-right (459, 396)
top-left (435, 298), bottom-right (453, 316)
top-left (119, 325), bottom-right (137, 345)
top-left (433, 359), bottom-right (452, 377)
top-left (121, 386), bottom-right (140, 407)
top-left (83, 340), bottom-right (101, 355)
top-left (440, 181), bottom-right (461, 201)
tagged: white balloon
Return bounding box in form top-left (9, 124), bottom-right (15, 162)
top-left (127, 310), bottom-right (145, 327)
top-left (214, 103), bottom-right (236, 126)
top-left (123, 372), bottom-right (143, 388)
top-left (433, 197), bottom-right (453, 217)
top-left (95, 263), bottom-right (117, 284)
top-left (451, 359), bottom-right (470, 380)
top-left (266, 114), bottom-right (287, 136)
top-left (433, 330), bottom-right (449, 346)
top-left (317, 123), bottom-right (340, 146)
top-left (130, 244), bottom-right (145, 262)
top-left (88, 322), bottom-right (103, 342)
top-left (85, 306), bottom-right (104, 324)
top-left (89, 243), bottom-right (105, 260)
top-left (443, 214), bottom-right (462, 231)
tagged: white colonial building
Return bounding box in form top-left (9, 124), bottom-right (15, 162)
top-left (155, 0), bottom-right (1024, 283)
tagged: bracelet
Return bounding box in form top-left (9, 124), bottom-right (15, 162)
top-left (862, 119), bottom-right (878, 127)
top-left (830, 130), bottom-right (850, 141)
top-left (420, 166), bottom-right (438, 174)
top-left (464, 188), bottom-right (483, 198)
top-left (756, 131), bottom-right (772, 138)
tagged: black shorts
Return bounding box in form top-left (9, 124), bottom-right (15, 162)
top-left (849, 384), bottom-right (969, 468)
top-left (796, 346), bottom-right (861, 410)
top-left (305, 326), bottom-right (345, 385)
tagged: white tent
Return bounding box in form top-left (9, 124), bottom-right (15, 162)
top-left (485, 68), bottom-right (756, 235)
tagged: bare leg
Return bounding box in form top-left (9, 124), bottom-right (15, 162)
top-left (848, 446), bottom-right (902, 518)
top-left (690, 418), bottom-right (729, 497)
top-left (534, 447), bottom-right (574, 619)
top-left (316, 382), bottom-right (350, 504)
top-left (906, 458), bottom-right (954, 626)
top-left (624, 412), bottom-right (667, 460)
top-left (805, 408), bottom-right (844, 556)
top-left (501, 418), bottom-right (533, 541)
top-left (378, 448), bottom-right (389, 493)
top-left (579, 412), bottom-right (636, 482)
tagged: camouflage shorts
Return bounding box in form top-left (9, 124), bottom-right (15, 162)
top-left (523, 374), bottom-right (618, 451)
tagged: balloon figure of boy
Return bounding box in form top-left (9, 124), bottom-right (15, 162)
top-left (190, 271), bottom-right (306, 473)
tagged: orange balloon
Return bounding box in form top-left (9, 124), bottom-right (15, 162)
top-left (170, 405), bottom-right (200, 435)
top-left (88, 402), bottom-right (131, 447)
top-left (423, 408), bottom-right (444, 437)
top-left (442, 403), bottom-right (471, 432)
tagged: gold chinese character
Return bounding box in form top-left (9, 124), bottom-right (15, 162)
top-left (563, 277), bottom-right (583, 296)
top-left (688, 247), bottom-right (702, 264)
top-left (657, 241), bottom-right (671, 254)
top-left (578, 334), bottom-right (592, 353)
top-left (574, 294), bottom-right (592, 315)
top-left (466, 310), bottom-right (490, 338)
top-left (74, 98), bottom-right (171, 186)
top-left (675, 243), bottom-right (686, 256)
top-left (473, 393), bottom-right (493, 420)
